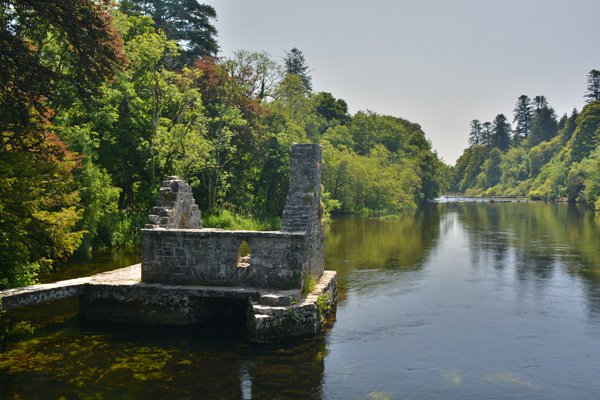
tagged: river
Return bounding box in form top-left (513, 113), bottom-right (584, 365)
top-left (2, 201), bottom-right (600, 399)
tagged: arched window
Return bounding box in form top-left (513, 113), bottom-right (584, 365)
top-left (238, 241), bottom-right (250, 268)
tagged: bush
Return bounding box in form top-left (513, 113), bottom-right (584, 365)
top-left (202, 205), bottom-right (281, 231)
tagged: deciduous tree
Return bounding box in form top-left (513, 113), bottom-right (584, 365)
top-left (0, 0), bottom-right (126, 288)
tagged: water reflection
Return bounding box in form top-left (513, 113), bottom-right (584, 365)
top-left (3, 203), bottom-right (600, 399)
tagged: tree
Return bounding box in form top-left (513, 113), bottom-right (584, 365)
top-left (481, 122), bottom-right (493, 146)
top-left (468, 119), bottom-right (483, 147)
top-left (558, 108), bottom-right (579, 145)
top-left (120, 0), bottom-right (218, 67)
top-left (479, 148), bottom-right (502, 189)
top-left (315, 92), bottom-right (348, 124)
top-left (491, 114), bottom-right (511, 152)
top-left (0, 0), bottom-right (126, 288)
top-left (283, 48), bottom-right (312, 92)
top-left (1, 0), bottom-right (126, 139)
top-left (585, 69), bottom-right (600, 103)
top-left (527, 106), bottom-right (558, 148)
top-left (533, 95), bottom-right (549, 115)
top-left (513, 95), bottom-right (533, 143)
top-left (188, 56), bottom-right (270, 210)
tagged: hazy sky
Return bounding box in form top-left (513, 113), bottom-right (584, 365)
top-left (202, 0), bottom-right (600, 164)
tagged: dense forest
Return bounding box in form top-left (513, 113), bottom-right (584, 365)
top-left (453, 70), bottom-right (600, 205)
top-left (0, 0), bottom-right (448, 288)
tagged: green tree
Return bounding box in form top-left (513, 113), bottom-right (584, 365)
top-left (533, 95), bottom-right (549, 114)
top-left (585, 69), bottom-right (600, 103)
top-left (557, 108), bottom-right (579, 145)
top-left (315, 92), bottom-right (349, 124)
top-left (481, 122), bottom-right (493, 146)
top-left (283, 48), bottom-right (312, 92)
top-left (527, 106), bottom-right (558, 149)
top-left (500, 147), bottom-right (529, 188)
top-left (120, 0), bottom-right (218, 67)
top-left (0, 0), bottom-right (126, 288)
top-left (457, 145), bottom-right (488, 192)
top-left (566, 100), bottom-right (600, 164)
top-left (513, 95), bottom-right (533, 143)
top-left (468, 119), bottom-right (483, 147)
top-left (491, 114), bottom-right (511, 152)
top-left (480, 148), bottom-right (503, 189)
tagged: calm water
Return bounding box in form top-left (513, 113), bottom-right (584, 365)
top-left (2, 202), bottom-right (600, 399)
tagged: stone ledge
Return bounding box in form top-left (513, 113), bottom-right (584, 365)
top-left (140, 228), bottom-right (306, 239)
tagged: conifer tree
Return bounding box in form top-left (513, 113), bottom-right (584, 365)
top-left (481, 122), bottom-right (493, 146)
top-left (584, 69), bottom-right (600, 103)
top-left (513, 95), bottom-right (533, 142)
top-left (120, 0), bottom-right (218, 67)
top-left (491, 114), bottom-right (511, 152)
top-left (533, 95), bottom-right (549, 115)
top-left (283, 48), bottom-right (312, 92)
top-left (468, 119), bottom-right (483, 147)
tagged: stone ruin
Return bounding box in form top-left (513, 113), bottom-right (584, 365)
top-left (146, 176), bottom-right (202, 230)
top-left (0, 143), bottom-right (336, 343)
top-left (140, 143), bottom-right (325, 291)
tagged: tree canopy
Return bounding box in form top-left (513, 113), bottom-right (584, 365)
top-left (0, 5), bottom-right (450, 288)
top-left (0, 0), bottom-right (126, 288)
top-left (283, 47), bottom-right (312, 92)
top-left (453, 71), bottom-right (600, 202)
top-left (119, 0), bottom-right (218, 67)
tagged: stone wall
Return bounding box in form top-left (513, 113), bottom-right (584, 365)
top-left (141, 229), bottom-right (306, 288)
top-left (140, 143), bottom-right (324, 290)
top-left (146, 176), bottom-right (202, 229)
top-left (281, 143), bottom-right (325, 283)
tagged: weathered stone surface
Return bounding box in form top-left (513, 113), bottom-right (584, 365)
top-left (141, 229), bottom-right (307, 288)
top-left (141, 143), bottom-right (325, 291)
top-left (0, 277), bottom-right (91, 311)
top-left (246, 270), bottom-right (337, 343)
top-left (145, 176), bottom-right (202, 230)
top-left (280, 143), bottom-right (325, 283)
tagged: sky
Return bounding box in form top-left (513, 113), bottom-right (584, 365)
top-left (202, 0), bottom-right (600, 165)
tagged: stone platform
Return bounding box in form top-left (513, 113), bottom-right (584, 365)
top-left (0, 264), bottom-right (337, 343)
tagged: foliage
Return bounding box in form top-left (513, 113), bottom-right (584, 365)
top-left (0, 0), bottom-right (126, 288)
top-left (0, 133), bottom-right (84, 288)
top-left (316, 293), bottom-right (331, 317)
top-left (526, 106), bottom-right (558, 149)
top-left (491, 114), bottom-right (511, 152)
top-left (0, 0), bottom-right (126, 137)
top-left (585, 69), bottom-right (600, 103)
top-left (0, 6), bottom-right (451, 286)
top-left (202, 206), bottom-right (281, 231)
top-left (513, 95), bottom-right (533, 144)
top-left (468, 119), bottom-right (483, 147)
top-left (454, 83), bottom-right (600, 206)
top-left (119, 0), bottom-right (218, 67)
top-left (283, 47), bottom-right (312, 92)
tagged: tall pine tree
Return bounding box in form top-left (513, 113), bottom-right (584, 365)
top-left (468, 119), bottom-right (483, 147)
top-left (491, 114), bottom-right (511, 152)
top-left (585, 69), bottom-right (600, 103)
top-left (513, 95), bottom-right (533, 143)
top-left (283, 48), bottom-right (312, 92)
